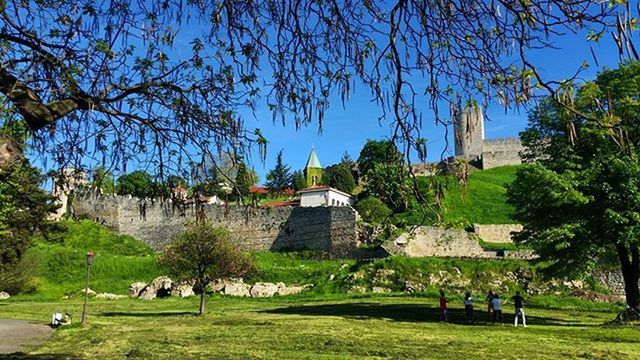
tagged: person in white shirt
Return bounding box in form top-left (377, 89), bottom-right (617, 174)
top-left (464, 291), bottom-right (476, 324)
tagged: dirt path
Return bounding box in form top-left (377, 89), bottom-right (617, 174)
top-left (0, 319), bottom-right (53, 354)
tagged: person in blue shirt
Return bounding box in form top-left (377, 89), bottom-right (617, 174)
top-left (490, 293), bottom-right (504, 325)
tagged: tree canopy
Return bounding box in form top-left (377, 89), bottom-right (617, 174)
top-left (116, 171), bottom-right (168, 199)
top-left (507, 61), bottom-right (640, 309)
top-left (0, 0), bottom-right (627, 175)
top-left (357, 140), bottom-right (402, 178)
top-left (325, 164), bottom-right (356, 194)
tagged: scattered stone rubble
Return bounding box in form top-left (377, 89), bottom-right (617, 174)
top-left (127, 276), bottom-right (312, 299)
top-left (0, 291), bottom-right (10, 300)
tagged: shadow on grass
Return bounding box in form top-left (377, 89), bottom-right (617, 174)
top-left (262, 302), bottom-right (598, 327)
top-left (2, 354), bottom-right (81, 359)
top-left (101, 311), bottom-right (197, 317)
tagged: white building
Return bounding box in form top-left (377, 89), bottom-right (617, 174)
top-left (298, 186), bottom-right (355, 207)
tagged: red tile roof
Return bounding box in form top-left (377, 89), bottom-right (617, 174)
top-left (263, 200), bottom-right (300, 207)
top-left (250, 186), bottom-right (295, 196)
top-left (298, 185), bottom-right (331, 191)
top-left (249, 186), bottom-right (269, 195)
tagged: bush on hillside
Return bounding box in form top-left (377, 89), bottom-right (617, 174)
top-left (355, 197), bottom-right (392, 224)
top-left (0, 253), bottom-right (39, 294)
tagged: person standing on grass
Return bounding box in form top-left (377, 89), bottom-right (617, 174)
top-left (485, 290), bottom-right (494, 320)
top-left (511, 291), bottom-right (527, 327)
top-left (491, 293), bottom-right (504, 325)
top-left (439, 290), bottom-right (449, 322)
top-left (464, 291), bottom-right (476, 324)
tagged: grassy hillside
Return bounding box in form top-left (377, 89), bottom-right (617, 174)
top-left (22, 220), bottom-right (164, 299)
top-left (442, 165), bottom-right (519, 225)
top-left (396, 165), bottom-right (520, 227)
top-left (16, 217), bottom-right (613, 310)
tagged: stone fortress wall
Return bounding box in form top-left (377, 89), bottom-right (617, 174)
top-left (409, 107), bottom-right (525, 174)
top-left (480, 138), bottom-right (524, 169)
top-left (70, 194), bottom-right (629, 295)
top-left (72, 193), bottom-right (358, 257)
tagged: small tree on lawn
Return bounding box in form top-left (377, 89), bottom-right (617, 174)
top-left (160, 224), bottom-right (255, 316)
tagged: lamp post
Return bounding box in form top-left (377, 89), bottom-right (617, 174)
top-left (81, 251), bottom-right (94, 326)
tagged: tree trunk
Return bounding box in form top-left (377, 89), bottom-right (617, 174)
top-left (0, 133), bottom-right (24, 169)
top-left (199, 292), bottom-right (206, 316)
top-left (617, 244), bottom-right (640, 308)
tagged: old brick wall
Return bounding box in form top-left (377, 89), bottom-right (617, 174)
top-left (72, 194), bottom-right (357, 256)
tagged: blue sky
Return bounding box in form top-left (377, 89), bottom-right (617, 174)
top-left (237, 33), bottom-right (622, 184)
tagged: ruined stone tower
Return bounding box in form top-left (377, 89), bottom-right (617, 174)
top-left (454, 106), bottom-right (485, 162)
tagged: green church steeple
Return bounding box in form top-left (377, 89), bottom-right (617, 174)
top-left (305, 146), bottom-right (323, 187)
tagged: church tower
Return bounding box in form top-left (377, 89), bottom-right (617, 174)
top-left (305, 146), bottom-right (323, 187)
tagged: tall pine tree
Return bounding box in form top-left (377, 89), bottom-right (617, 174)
top-left (234, 162), bottom-right (251, 200)
top-left (266, 150), bottom-right (292, 195)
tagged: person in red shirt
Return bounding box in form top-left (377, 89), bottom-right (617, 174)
top-left (439, 290), bottom-right (448, 322)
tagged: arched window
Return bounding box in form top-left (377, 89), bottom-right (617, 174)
top-left (332, 199), bottom-right (336, 206)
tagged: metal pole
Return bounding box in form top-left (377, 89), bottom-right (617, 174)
top-left (81, 252), bottom-right (94, 326)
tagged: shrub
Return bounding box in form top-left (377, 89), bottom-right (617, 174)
top-left (355, 197), bottom-right (391, 224)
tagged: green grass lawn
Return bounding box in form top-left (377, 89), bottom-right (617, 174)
top-left (2, 295), bottom-right (638, 359)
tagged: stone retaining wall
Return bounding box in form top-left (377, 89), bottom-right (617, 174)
top-left (384, 226), bottom-right (491, 258)
top-left (473, 224), bottom-right (523, 243)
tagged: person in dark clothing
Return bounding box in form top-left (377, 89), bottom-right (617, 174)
top-left (439, 290), bottom-right (448, 322)
top-left (464, 291), bottom-right (475, 324)
top-left (485, 290), bottom-right (494, 320)
top-left (511, 291), bottom-right (527, 327)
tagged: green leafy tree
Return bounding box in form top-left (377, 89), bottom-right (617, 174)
top-left (160, 224), bottom-right (255, 316)
top-left (1, 118), bottom-right (60, 293)
top-left (364, 162), bottom-right (410, 212)
top-left (92, 167), bottom-right (116, 194)
top-left (167, 175), bottom-right (188, 189)
top-left (247, 168), bottom-right (259, 186)
top-left (116, 171), bottom-right (155, 198)
top-left (292, 170), bottom-right (307, 191)
top-left (326, 164), bottom-right (356, 194)
top-left (354, 197), bottom-right (391, 224)
top-left (507, 62), bottom-right (640, 309)
top-left (357, 140), bottom-right (402, 179)
top-left (266, 150), bottom-right (292, 195)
